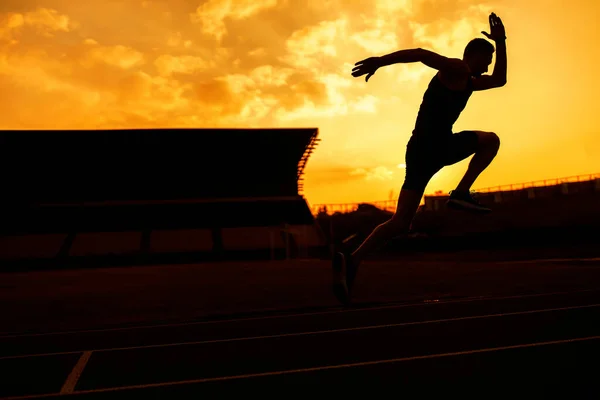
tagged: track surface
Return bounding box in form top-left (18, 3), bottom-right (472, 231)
top-left (1, 256), bottom-right (599, 398)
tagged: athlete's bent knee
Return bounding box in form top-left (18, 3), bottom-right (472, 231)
top-left (478, 131), bottom-right (500, 151)
top-left (489, 132), bottom-right (500, 149)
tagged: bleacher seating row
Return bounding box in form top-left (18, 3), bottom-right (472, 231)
top-left (0, 197), bottom-right (315, 235)
top-left (0, 225), bottom-right (325, 260)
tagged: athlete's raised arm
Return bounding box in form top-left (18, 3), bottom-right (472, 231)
top-left (351, 48), bottom-right (466, 82)
top-left (473, 12), bottom-right (507, 90)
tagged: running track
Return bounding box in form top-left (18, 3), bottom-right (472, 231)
top-left (1, 256), bottom-right (599, 398)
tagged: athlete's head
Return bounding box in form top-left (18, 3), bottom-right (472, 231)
top-left (463, 38), bottom-right (494, 76)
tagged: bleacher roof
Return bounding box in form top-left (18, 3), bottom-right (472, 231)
top-left (0, 128), bottom-right (319, 204)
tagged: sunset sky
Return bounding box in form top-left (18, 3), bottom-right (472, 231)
top-left (1, 0), bottom-right (598, 207)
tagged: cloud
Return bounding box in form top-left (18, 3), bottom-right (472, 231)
top-left (0, 7), bottom-right (75, 41)
top-left (408, 1), bottom-right (495, 56)
top-left (166, 32), bottom-right (193, 48)
top-left (154, 54), bottom-right (211, 76)
top-left (396, 63), bottom-right (431, 85)
top-left (0, 0), bottom-right (499, 131)
top-left (275, 78), bottom-right (328, 112)
top-left (22, 7), bottom-right (73, 33)
top-left (351, 95), bottom-right (379, 113)
top-left (350, 166), bottom-right (395, 181)
top-left (350, 21), bottom-right (398, 54)
top-left (83, 44), bottom-right (145, 69)
top-left (250, 65), bottom-right (294, 87)
top-left (281, 18), bottom-right (348, 69)
top-left (239, 95), bottom-right (279, 122)
top-left (409, 0), bottom-right (494, 24)
top-left (411, 17), bottom-right (483, 57)
top-left (190, 0), bottom-right (279, 41)
top-left (216, 73), bottom-right (255, 94)
top-left (248, 47), bottom-right (266, 57)
top-left (273, 72), bottom-right (381, 121)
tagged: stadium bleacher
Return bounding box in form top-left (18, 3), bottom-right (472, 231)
top-left (0, 128), bottom-right (327, 266)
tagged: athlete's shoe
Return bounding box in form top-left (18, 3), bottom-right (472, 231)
top-left (446, 190), bottom-right (491, 213)
top-left (332, 251), bottom-right (350, 306)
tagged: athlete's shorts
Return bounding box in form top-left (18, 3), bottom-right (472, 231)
top-left (402, 130), bottom-right (479, 193)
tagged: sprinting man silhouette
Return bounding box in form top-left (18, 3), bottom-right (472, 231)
top-left (333, 13), bottom-right (507, 305)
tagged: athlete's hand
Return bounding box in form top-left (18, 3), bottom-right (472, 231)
top-left (482, 12), bottom-right (506, 42)
top-left (351, 57), bottom-right (381, 82)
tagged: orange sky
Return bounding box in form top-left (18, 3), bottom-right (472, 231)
top-left (0, 0), bottom-right (598, 207)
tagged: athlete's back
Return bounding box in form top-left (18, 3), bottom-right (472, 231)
top-left (413, 73), bottom-right (474, 136)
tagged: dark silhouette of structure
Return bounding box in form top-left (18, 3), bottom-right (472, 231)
top-left (0, 128), bottom-right (326, 268)
top-left (414, 176), bottom-right (600, 235)
top-left (318, 175), bottom-right (600, 258)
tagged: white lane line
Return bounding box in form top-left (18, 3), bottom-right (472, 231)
top-left (59, 351), bottom-right (92, 394)
top-left (499, 257), bottom-right (600, 264)
top-left (2, 288), bottom-right (597, 340)
top-left (83, 335), bottom-right (600, 388)
top-left (1, 303), bottom-right (599, 361)
top-left (3, 335), bottom-right (599, 399)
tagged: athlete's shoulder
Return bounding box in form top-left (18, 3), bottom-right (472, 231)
top-left (442, 58), bottom-right (469, 76)
top-left (438, 59), bottom-right (470, 89)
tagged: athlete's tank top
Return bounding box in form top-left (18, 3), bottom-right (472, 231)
top-left (412, 72), bottom-right (474, 136)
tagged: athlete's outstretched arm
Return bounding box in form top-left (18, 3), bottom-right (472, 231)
top-left (351, 48), bottom-right (463, 82)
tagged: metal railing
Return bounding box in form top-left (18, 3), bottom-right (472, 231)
top-left (311, 200), bottom-right (398, 215)
top-left (310, 172), bottom-right (600, 214)
top-left (431, 172), bottom-right (600, 196)
top-left (298, 135), bottom-right (320, 195)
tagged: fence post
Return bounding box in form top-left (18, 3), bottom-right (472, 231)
top-left (330, 215), bottom-right (335, 257)
top-left (269, 229), bottom-right (275, 261)
top-left (494, 192), bottom-right (502, 203)
top-left (284, 223), bottom-right (290, 261)
top-left (302, 224), bottom-right (308, 258)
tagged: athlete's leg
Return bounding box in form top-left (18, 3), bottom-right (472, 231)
top-left (440, 130), bottom-right (499, 213)
top-left (455, 131), bottom-right (500, 192)
top-left (350, 188), bottom-right (422, 266)
top-left (350, 136), bottom-right (440, 270)
top-left (343, 140), bottom-right (440, 290)
top-left (331, 137), bottom-right (439, 304)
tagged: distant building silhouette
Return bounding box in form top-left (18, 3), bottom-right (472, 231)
top-left (314, 173), bottom-right (600, 248)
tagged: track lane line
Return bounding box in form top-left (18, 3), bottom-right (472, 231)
top-left (2, 302), bottom-right (599, 361)
top-left (2, 335), bottom-right (599, 399)
top-left (1, 288), bottom-right (598, 340)
top-left (59, 351), bottom-right (92, 394)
